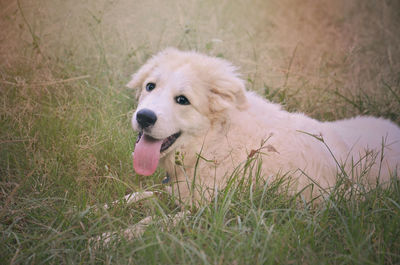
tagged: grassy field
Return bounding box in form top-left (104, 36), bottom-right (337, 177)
top-left (1, 0), bottom-right (400, 264)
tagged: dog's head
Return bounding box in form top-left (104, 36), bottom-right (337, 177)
top-left (127, 48), bottom-right (248, 176)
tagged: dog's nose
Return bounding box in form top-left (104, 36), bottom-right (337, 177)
top-left (136, 109), bottom-right (157, 128)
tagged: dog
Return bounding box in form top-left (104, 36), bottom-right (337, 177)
top-left (127, 48), bottom-right (400, 204)
top-left (97, 48), bottom-right (400, 243)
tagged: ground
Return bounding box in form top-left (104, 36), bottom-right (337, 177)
top-left (1, 0), bottom-right (400, 264)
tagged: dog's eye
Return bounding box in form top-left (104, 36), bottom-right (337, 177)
top-left (145, 83), bottom-right (156, 92)
top-left (175, 95), bottom-right (190, 105)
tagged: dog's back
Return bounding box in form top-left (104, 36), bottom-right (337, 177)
top-left (326, 117), bottom-right (400, 182)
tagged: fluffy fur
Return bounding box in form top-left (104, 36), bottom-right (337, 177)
top-left (128, 48), bottom-right (400, 203)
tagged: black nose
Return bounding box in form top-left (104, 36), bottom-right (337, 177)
top-left (136, 109), bottom-right (157, 128)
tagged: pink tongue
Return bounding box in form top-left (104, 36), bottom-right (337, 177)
top-left (133, 135), bottom-right (163, 176)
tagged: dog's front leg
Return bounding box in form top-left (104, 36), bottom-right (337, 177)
top-left (102, 191), bottom-right (156, 210)
top-left (91, 191), bottom-right (155, 245)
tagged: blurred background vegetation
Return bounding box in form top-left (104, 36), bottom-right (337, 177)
top-left (2, 0), bottom-right (400, 118)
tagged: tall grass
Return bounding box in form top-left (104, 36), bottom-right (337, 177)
top-left (1, 0), bottom-right (400, 264)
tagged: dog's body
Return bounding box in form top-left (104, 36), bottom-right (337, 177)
top-left (128, 48), bottom-right (400, 203)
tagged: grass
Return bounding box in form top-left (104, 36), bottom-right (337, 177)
top-left (1, 0), bottom-right (400, 264)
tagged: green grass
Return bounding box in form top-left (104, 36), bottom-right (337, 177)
top-left (1, 0), bottom-right (400, 264)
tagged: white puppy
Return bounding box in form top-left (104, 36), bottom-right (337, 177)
top-left (128, 48), bottom-right (400, 203)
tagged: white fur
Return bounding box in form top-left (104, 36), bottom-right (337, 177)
top-left (128, 48), bottom-right (400, 203)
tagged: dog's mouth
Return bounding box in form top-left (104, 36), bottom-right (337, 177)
top-left (133, 131), bottom-right (181, 176)
top-left (136, 131), bottom-right (181, 152)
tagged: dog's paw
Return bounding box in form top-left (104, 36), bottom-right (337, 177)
top-left (90, 215), bottom-right (154, 246)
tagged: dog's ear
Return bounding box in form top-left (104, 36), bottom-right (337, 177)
top-left (126, 62), bottom-right (155, 100)
top-left (208, 75), bottom-right (248, 113)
